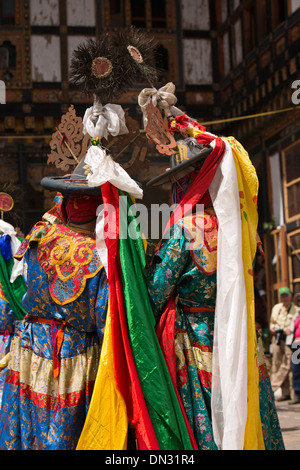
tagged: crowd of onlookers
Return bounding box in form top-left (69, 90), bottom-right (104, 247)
top-left (256, 277), bottom-right (300, 405)
top-left (254, 251), bottom-right (300, 404)
top-left (269, 288), bottom-right (300, 404)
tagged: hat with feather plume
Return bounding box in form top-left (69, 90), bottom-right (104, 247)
top-left (69, 27), bottom-right (158, 104)
top-left (41, 28), bottom-right (158, 198)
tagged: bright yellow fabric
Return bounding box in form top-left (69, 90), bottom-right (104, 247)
top-left (170, 126), bottom-right (264, 448)
top-left (225, 136), bottom-right (265, 450)
top-left (76, 307), bottom-right (128, 450)
top-left (0, 352), bottom-right (10, 370)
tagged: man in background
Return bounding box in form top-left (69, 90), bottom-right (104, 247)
top-left (270, 286), bottom-right (297, 401)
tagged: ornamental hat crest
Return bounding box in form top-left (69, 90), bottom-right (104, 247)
top-left (137, 82), bottom-right (213, 187)
top-left (41, 28), bottom-right (158, 199)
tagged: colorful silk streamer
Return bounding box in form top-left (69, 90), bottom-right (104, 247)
top-left (77, 181), bottom-right (158, 450)
top-left (208, 135), bottom-right (264, 449)
top-left (77, 181), bottom-right (194, 450)
top-left (0, 249), bottom-right (26, 321)
top-left (225, 137), bottom-right (264, 450)
top-left (101, 181), bottom-right (159, 450)
top-left (118, 192), bottom-right (194, 450)
top-left (76, 306), bottom-right (128, 450)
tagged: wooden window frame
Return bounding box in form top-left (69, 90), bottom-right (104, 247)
top-left (243, 1), bottom-right (256, 57)
top-left (0, 0), bottom-right (15, 25)
top-left (282, 138), bottom-right (300, 223)
top-left (104, 0), bottom-right (169, 29)
top-left (264, 227), bottom-right (289, 316)
top-left (287, 228), bottom-right (300, 294)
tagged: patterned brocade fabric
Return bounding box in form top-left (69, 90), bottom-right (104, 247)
top-left (147, 212), bottom-right (218, 450)
top-left (256, 336), bottom-right (285, 450)
top-left (0, 222), bottom-right (108, 450)
top-left (1, 323), bottom-right (100, 450)
top-left (174, 309), bottom-right (216, 450)
top-left (0, 298), bottom-right (15, 409)
top-left (15, 222), bottom-right (103, 306)
top-left (147, 208), bottom-right (284, 450)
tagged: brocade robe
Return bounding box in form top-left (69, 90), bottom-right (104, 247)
top-left (147, 207), bottom-right (284, 450)
top-left (0, 222), bottom-right (108, 450)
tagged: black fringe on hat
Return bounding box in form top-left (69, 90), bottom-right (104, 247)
top-left (69, 28), bottom-right (159, 104)
top-left (111, 26), bottom-right (159, 86)
top-left (69, 33), bottom-right (128, 104)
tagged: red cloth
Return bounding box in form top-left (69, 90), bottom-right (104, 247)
top-left (156, 134), bottom-right (226, 448)
top-left (155, 296), bottom-right (199, 450)
top-left (164, 136), bottom-right (225, 235)
top-left (294, 315), bottom-right (300, 339)
top-left (65, 194), bottom-right (102, 223)
top-left (25, 316), bottom-right (68, 379)
top-left (101, 181), bottom-right (159, 450)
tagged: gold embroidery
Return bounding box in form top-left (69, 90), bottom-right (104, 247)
top-left (66, 224), bottom-right (94, 235)
top-left (50, 236), bottom-right (94, 283)
top-left (41, 224), bottom-right (102, 305)
top-left (177, 208), bottom-right (218, 274)
top-left (0, 291), bottom-right (8, 303)
top-left (15, 222), bottom-right (103, 305)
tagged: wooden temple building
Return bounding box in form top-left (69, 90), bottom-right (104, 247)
top-left (0, 0), bottom-right (299, 317)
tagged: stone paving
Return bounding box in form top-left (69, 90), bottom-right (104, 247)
top-left (276, 402), bottom-right (300, 450)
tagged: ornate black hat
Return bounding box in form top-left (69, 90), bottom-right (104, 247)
top-left (146, 139), bottom-right (212, 187)
top-left (41, 28), bottom-right (158, 197)
top-left (137, 84), bottom-right (212, 187)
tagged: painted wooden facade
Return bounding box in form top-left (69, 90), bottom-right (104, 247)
top-left (210, 0), bottom-right (300, 313)
top-left (0, 0), bottom-right (299, 312)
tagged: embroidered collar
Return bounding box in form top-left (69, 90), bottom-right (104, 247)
top-left (16, 222), bottom-right (103, 305)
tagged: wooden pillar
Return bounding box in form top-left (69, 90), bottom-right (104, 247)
top-left (59, 0), bottom-right (69, 103)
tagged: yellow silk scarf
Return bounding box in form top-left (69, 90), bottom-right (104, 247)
top-left (225, 136), bottom-right (265, 450)
top-left (76, 307), bottom-right (128, 450)
top-left (187, 127), bottom-right (264, 448)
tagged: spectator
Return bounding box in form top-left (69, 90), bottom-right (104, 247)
top-left (293, 293), bottom-right (300, 310)
top-left (270, 286), bottom-right (297, 400)
top-left (286, 293), bottom-right (300, 405)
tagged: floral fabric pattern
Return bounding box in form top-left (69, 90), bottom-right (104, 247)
top-left (147, 208), bottom-right (284, 450)
top-left (16, 222), bottom-right (103, 305)
top-left (257, 336), bottom-right (285, 450)
top-left (0, 224), bottom-right (108, 450)
top-left (0, 298), bottom-right (14, 410)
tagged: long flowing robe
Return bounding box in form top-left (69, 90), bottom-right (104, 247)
top-left (147, 207), bottom-right (284, 450)
top-left (0, 222), bottom-right (108, 450)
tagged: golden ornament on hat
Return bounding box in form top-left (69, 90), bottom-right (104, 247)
top-left (92, 57), bottom-right (113, 79)
top-left (0, 192), bottom-right (14, 212)
top-left (127, 45), bottom-right (143, 63)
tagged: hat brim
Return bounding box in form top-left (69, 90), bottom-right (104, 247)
top-left (146, 146), bottom-right (213, 187)
top-left (41, 176), bottom-right (102, 195)
top-left (279, 288), bottom-right (291, 296)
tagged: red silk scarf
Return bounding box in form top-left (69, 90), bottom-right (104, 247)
top-left (101, 181), bottom-right (159, 450)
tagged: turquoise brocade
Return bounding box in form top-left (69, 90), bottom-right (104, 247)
top-left (147, 219), bottom-right (284, 450)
